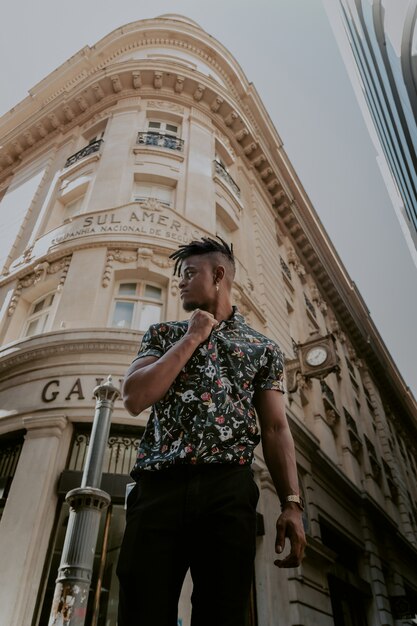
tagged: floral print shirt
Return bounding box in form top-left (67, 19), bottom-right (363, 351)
top-left (130, 307), bottom-right (285, 475)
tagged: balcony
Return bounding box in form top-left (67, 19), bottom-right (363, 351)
top-left (321, 380), bottom-right (336, 407)
top-left (64, 139), bottom-right (103, 168)
top-left (136, 131), bottom-right (184, 152)
top-left (304, 293), bottom-right (317, 319)
top-left (280, 256), bottom-right (292, 281)
top-left (213, 159), bottom-right (241, 198)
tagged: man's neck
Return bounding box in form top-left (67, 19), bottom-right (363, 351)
top-left (208, 301), bottom-right (234, 323)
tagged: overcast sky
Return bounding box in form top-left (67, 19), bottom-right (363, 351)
top-left (1, 0), bottom-right (416, 397)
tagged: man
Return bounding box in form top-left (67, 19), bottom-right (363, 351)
top-left (117, 237), bottom-right (306, 626)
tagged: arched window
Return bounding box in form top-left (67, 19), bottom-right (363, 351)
top-left (110, 282), bottom-right (164, 331)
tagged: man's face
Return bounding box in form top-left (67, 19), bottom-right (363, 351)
top-left (179, 255), bottom-right (217, 312)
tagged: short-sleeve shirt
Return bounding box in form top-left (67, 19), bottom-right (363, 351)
top-left (130, 307), bottom-right (285, 476)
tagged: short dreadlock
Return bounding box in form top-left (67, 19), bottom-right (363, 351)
top-left (169, 236), bottom-right (235, 278)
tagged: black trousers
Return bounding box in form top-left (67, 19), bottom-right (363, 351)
top-left (116, 464), bottom-right (259, 626)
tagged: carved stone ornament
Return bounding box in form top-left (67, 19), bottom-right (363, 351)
top-left (210, 96), bottom-right (223, 113)
top-left (193, 84), bottom-right (205, 101)
top-left (154, 72), bottom-right (163, 89)
top-left (76, 96), bottom-right (89, 112)
top-left (224, 111), bottom-right (238, 127)
top-left (171, 277), bottom-right (180, 297)
top-left (285, 357), bottom-right (301, 394)
top-left (111, 75), bottom-right (123, 93)
top-left (137, 248), bottom-right (154, 269)
top-left (152, 256), bottom-right (173, 270)
top-left (92, 84), bottom-right (105, 101)
top-left (132, 71), bottom-right (142, 89)
top-left (296, 371), bottom-right (311, 392)
top-left (244, 142), bottom-right (257, 156)
top-left (235, 128), bottom-right (249, 143)
top-left (24, 130), bottom-right (35, 147)
top-left (328, 318), bottom-right (346, 343)
top-left (324, 408), bottom-right (339, 432)
top-left (175, 75), bottom-right (185, 93)
top-left (140, 197), bottom-right (163, 212)
top-left (36, 122), bottom-right (48, 138)
top-left (102, 249), bottom-right (138, 287)
top-left (286, 246), bottom-right (306, 280)
top-left (7, 255), bottom-right (71, 316)
top-left (310, 284), bottom-right (327, 314)
top-left (253, 155), bottom-right (265, 168)
top-left (148, 100), bottom-right (184, 114)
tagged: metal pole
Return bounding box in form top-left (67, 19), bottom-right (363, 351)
top-left (48, 376), bottom-right (120, 626)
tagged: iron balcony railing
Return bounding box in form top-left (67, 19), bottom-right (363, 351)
top-left (64, 138), bottom-right (104, 168)
top-left (321, 380), bottom-right (336, 407)
top-left (280, 256), bottom-right (292, 281)
top-left (304, 293), bottom-right (317, 318)
top-left (136, 131), bottom-right (184, 152)
top-left (213, 159), bottom-right (241, 198)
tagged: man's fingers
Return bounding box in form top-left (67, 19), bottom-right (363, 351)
top-left (275, 522), bottom-right (286, 555)
top-left (274, 553), bottom-right (302, 568)
top-left (274, 513), bottom-right (306, 567)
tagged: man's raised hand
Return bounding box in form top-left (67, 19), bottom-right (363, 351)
top-left (186, 309), bottom-right (218, 345)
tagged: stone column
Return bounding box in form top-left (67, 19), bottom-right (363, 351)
top-left (87, 107), bottom-right (142, 211)
top-left (183, 109), bottom-right (216, 231)
top-left (0, 414), bottom-right (71, 626)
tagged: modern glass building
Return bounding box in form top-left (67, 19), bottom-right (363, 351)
top-left (324, 0), bottom-right (417, 266)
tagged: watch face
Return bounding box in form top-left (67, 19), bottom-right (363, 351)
top-left (305, 346), bottom-right (328, 366)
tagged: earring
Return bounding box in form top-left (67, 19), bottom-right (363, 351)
top-left (215, 283), bottom-right (219, 292)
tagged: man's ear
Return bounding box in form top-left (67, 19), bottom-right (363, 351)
top-left (214, 265), bottom-right (226, 283)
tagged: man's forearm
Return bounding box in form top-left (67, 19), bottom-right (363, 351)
top-left (123, 334), bottom-right (199, 415)
top-left (261, 423), bottom-right (300, 505)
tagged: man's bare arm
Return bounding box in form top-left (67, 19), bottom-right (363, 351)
top-left (254, 389), bottom-right (306, 568)
top-left (123, 309), bottom-right (218, 415)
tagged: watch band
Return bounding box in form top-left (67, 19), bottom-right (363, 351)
top-left (282, 494), bottom-right (304, 511)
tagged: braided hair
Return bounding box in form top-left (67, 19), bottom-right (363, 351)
top-left (169, 236), bottom-right (235, 278)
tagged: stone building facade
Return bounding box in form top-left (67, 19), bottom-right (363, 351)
top-left (0, 13), bottom-right (416, 626)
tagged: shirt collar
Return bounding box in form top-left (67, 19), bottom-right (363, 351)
top-left (217, 305), bottom-right (245, 329)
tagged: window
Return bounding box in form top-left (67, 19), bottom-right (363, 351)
top-left (58, 172), bottom-right (91, 219)
top-left (216, 212), bottom-right (233, 242)
top-left (0, 432), bottom-right (24, 522)
top-left (111, 282), bottom-right (163, 331)
top-left (147, 120), bottom-right (179, 136)
top-left (132, 182), bottom-right (173, 207)
top-left (23, 293), bottom-right (56, 337)
top-left (63, 193), bottom-right (85, 218)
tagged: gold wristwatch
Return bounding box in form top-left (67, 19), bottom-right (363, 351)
top-left (282, 494), bottom-right (304, 511)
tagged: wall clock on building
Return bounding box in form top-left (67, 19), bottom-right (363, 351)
top-left (305, 345), bottom-right (328, 367)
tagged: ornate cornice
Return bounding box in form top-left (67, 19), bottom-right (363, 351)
top-left (0, 330), bottom-right (141, 375)
top-left (7, 255), bottom-right (71, 317)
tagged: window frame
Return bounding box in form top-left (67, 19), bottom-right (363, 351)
top-left (147, 119), bottom-right (181, 137)
top-left (132, 180), bottom-right (174, 207)
top-left (22, 291), bottom-right (58, 338)
top-left (110, 280), bottom-right (165, 331)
